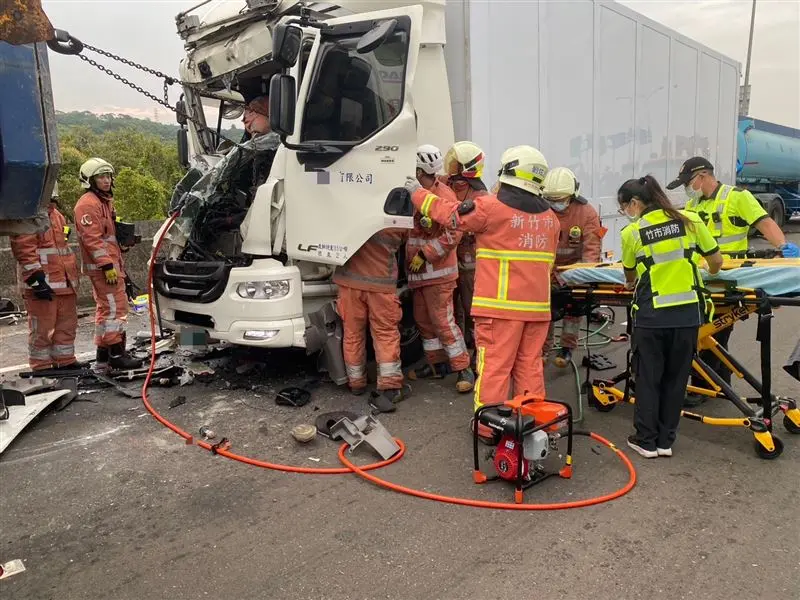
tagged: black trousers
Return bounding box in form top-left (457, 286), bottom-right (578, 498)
top-left (632, 326), bottom-right (699, 450)
top-left (691, 324), bottom-right (733, 387)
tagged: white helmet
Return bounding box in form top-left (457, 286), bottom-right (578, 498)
top-left (497, 145), bottom-right (548, 195)
top-left (416, 144), bottom-right (443, 175)
top-left (79, 157), bottom-right (115, 189)
top-left (543, 166), bottom-right (579, 199)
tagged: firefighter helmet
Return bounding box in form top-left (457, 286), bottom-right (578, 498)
top-left (416, 144), bottom-right (444, 175)
top-left (497, 145), bottom-right (548, 195)
top-left (444, 141), bottom-right (485, 179)
top-left (79, 158), bottom-right (115, 189)
top-left (542, 166), bottom-right (579, 199)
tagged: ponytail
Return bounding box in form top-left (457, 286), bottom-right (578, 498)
top-left (618, 175), bottom-right (693, 231)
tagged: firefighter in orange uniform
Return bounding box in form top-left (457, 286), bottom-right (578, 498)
top-left (9, 185), bottom-right (83, 371)
top-left (405, 145), bottom-right (474, 392)
top-left (445, 141), bottom-right (490, 365)
top-left (334, 222), bottom-right (410, 413)
top-left (541, 167), bottom-right (603, 367)
top-left (405, 145), bottom-right (559, 442)
top-left (74, 158), bottom-right (142, 373)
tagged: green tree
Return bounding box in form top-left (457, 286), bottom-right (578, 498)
top-left (113, 167), bottom-right (168, 221)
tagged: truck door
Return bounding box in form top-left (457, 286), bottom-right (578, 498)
top-left (283, 6), bottom-right (422, 265)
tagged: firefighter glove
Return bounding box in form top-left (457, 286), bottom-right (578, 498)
top-left (101, 264), bottom-right (119, 285)
top-left (409, 251), bottom-right (426, 273)
top-left (25, 271), bottom-right (54, 301)
top-left (404, 176), bottom-right (422, 195)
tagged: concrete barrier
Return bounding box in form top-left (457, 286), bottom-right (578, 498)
top-left (0, 220), bottom-right (164, 308)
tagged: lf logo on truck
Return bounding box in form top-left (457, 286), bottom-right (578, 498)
top-left (297, 243), bottom-right (319, 253)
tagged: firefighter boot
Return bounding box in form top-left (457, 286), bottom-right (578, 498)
top-left (93, 347), bottom-right (110, 375)
top-left (408, 363), bottom-right (450, 380)
top-left (108, 343), bottom-right (143, 370)
top-left (456, 367), bottom-right (475, 393)
top-left (554, 348), bottom-right (572, 369)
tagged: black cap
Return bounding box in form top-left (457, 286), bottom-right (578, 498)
top-left (666, 156), bottom-right (714, 190)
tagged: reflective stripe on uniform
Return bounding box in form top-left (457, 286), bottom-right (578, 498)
top-left (472, 296), bottom-right (550, 312)
top-left (717, 232), bottom-right (748, 246)
top-left (653, 290), bottom-right (697, 307)
top-left (408, 265), bottom-right (459, 282)
top-left (378, 361), bottom-right (402, 377)
top-left (420, 193), bottom-right (438, 217)
top-left (445, 340), bottom-right (466, 359)
top-left (422, 337), bottom-right (443, 351)
top-left (23, 262), bottom-right (42, 271)
top-left (49, 281), bottom-right (68, 289)
top-left (473, 346), bottom-right (486, 412)
top-left (51, 344), bottom-right (75, 358)
top-left (103, 235), bottom-right (118, 243)
top-left (29, 347), bottom-right (51, 361)
top-left (346, 364), bottom-right (365, 378)
top-left (636, 246), bottom-right (690, 265)
top-left (92, 249), bottom-right (109, 258)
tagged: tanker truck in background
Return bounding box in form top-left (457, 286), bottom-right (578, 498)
top-left (736, 116), bottom-right (800, 228)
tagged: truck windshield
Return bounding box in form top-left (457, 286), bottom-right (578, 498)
top-left (300, 24), bottom-right (409, 144)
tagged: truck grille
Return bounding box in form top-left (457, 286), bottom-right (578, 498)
top-left (154, 260), bottom-right (232, 304)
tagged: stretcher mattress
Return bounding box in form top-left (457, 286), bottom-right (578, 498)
top-left (558, 259), bottom-right (800, 297)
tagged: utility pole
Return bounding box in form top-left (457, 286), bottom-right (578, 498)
top-left (740, 0), bottom-right (756, 115)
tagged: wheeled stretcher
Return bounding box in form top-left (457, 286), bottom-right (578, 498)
top-left (553, 255), bottom-right (800, 459)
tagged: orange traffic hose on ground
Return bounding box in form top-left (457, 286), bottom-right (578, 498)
top-left (142, 213), bottom-right (637, 507)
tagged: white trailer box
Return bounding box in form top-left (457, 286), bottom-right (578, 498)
top-left (443, 0), bottom-right (741, 260)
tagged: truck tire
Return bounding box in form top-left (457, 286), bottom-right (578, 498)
top-left (767, 197), bottom-right (786, 228)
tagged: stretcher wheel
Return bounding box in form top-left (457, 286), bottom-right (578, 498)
top-left (754, 435), bottom-right (783, 460)
top-left (783, 415), bottom-right (800, 435)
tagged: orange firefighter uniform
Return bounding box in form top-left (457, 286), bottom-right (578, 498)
top-left (406, 179), bottom-right (470, 379)
top-left (10, 204), bottom-right (81, 370)
top-left (333, 229), bottom-right (408, 395)
top-left (544, 195), bottom-right (603, 363)
top-left (410, 183), bottom-right (560, 410)
top-left (74, 190), bottom-right (129, 350)
top-left (449, 178), bottom-right (489, 353)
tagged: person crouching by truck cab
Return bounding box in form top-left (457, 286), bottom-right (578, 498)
top-left (9, 185), bottom-right (83, 372)
top-left (74, 158), bottom-right (142, 373)
top-left (405, 145), bottom-right (559, 444)
top-left (618, 175), bottom-right (723, 458)
top-left (541, 167), bottom-right (603, 368)
top-left (405, 145), bottom-right (474, 393)
top-left (666, 156), bottom-right (799, 394)
top-left (444, 141), bottom-right (491, 366)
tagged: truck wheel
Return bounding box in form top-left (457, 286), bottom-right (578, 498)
top-left (767, 198), bottom-right (786, 228)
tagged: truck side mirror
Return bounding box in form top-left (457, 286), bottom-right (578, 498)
top-left (357, 19), bottom-right (397, 54)
top-left (384, 187), bottom-right (413, 217)
top-left (177, 128), bottom-right (190, 169)
top-left (269, 74), bottom-right (296, 138)
top-left (272, 24), bottom-right (302, 68)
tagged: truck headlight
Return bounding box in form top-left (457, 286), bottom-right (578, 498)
top-left (236, 280), bottom-right (290, 299)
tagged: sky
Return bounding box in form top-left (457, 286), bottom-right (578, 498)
top-left (41, 0), bottom-right (800, 127)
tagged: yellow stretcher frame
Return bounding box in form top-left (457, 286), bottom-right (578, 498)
top-left (555, 281), bottom-right (800, 460)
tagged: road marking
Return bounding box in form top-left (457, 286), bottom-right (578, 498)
top-left (0, 351), bottom-right (95, 376)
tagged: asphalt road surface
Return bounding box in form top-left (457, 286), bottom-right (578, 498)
top-left (1, 226), bottom-right (799, 600)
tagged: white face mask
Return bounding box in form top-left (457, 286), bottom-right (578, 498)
top-left (684, 184), bottom-right (703, 201)
top-left (549, 201), bottom-right (568, 213)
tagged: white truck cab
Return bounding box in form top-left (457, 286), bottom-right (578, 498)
top-left (153, 0), bottom-right (448, 373)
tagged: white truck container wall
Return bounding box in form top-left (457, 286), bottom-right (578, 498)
top-left (443, 0), bottom-right (740, 260)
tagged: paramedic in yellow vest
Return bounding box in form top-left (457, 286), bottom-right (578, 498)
top-left (666, 156), bottom-right (798, 388)
top-left (619, 176), bottom-right (723, 458)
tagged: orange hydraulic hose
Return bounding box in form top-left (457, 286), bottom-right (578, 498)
top-left (141, 213), bottom-right (637, 508)
top-left (338, 432), bottom-right (636, 510)
top-left (140, 212), bottom-right (404, 474)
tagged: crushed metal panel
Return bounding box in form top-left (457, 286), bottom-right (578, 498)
top-left (0, 0), bottom-right (54, 45)
top-left (0, 389), bottom-right (71, 454)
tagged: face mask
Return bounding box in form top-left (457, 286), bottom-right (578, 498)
top-left (549, 201), bottom-right (568, 213)
top-left (684, 183), bottom-right (702, 201)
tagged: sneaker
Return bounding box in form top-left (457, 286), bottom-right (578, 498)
top-left (627, 436), bottom-right (658, 458)
top-left (455, 368), bottom-right (475, 393)
top-left (408, 363), bottom-right (449, 380)
top-left (657, 447), bottom-right (673, 457)
top-left (553, 348), bottom-right (572, 369)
